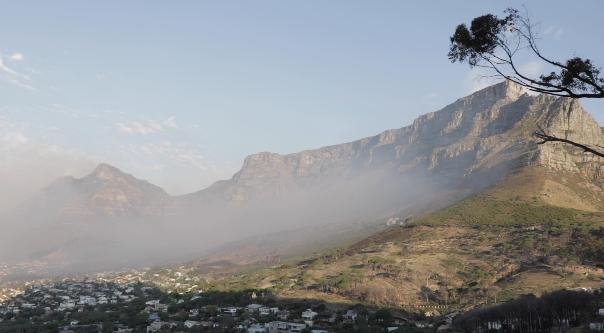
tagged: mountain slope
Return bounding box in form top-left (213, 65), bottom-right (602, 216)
top-left (184, 81), bottom-right (603, 207)
top-left (201, 167), bottom-right (604, 311)
top-left (3, 81), bottom-right (604, 277)
top-left (171, 81), bottom-right (604, 269)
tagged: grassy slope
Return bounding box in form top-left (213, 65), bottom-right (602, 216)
top-left (199, 167), bottom-right (604, 312)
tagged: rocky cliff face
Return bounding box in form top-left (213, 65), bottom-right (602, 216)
top-left (13, 81), bottom-right (603, 223)
top-left (193, 81), bottom-right (604, 203)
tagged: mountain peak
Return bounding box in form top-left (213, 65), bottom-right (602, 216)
top-left (89, 163), bottom-right (128, 180)
top-left (473, 80), bottom-right (526, 102)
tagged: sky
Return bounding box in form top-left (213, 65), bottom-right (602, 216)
top-left (1, 1), bottom-right (603, 207)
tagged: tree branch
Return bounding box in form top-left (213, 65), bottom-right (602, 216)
top-left (534, 130), bottom-right (604, 158)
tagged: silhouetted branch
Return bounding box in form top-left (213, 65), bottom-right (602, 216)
top-left (448, 8), bottom-right (604, 99)
top-left (534, 127), bottom-right (604, 158)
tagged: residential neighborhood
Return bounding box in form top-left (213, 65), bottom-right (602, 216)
top-left (0, 276), bottom-right (431, 333)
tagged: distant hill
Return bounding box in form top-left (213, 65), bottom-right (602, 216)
top-left (2, 81), bottom-right (603, 278)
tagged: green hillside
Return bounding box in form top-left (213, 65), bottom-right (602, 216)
top-left (197, 169), bottom-right (604, 313)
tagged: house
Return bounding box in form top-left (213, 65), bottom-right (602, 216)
top-left (247, 304), bottom-right (263, 312)
top-left (344, 310), bottom-right (357, 322)
top-left (222, 307), bottom-right (238, 316)
top-left (113, 324), bottom-right (133, 333)
top-left (302, 309), bottom-right (318, 326)
top-left (248, 323), bottom-right (268, 333)
top-left (591, 323), bottom-right (604, 331)
top-left (79, 296), bottom-right (96, 306)
top-left (267, 321), bottom-right (307, 333)
top-left (147, 321), bottom-right (175, 333)
top-left (277, 310), bottom-right (290, 321)
top-left (58, 301), bottom-right (76, 311)
top-left (260, 307), bottom-right (270, 316)
top-left (302, 309), bottom-right (318, 320)
top-left (184, 320), bottom-right (200, 328)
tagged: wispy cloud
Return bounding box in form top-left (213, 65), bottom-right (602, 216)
top-left (115, 120), bottom-right (164, 135)
top-left (0, 50), bottom-right (36, 90)
top-left (9, 52), bottom-right (23, 61)
top-left (115, 117), bottom-right (179, 135)
top-left (124, 141), bottom-right (211, 170)
top-left (542, 25), bottom-right (564, 40)
top-left (116, 140), bottom-right (234, 194)
top-left (163, 116), bottom-right (178, 129)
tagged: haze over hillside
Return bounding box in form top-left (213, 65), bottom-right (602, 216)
top-left (1, 81), bottom-right (602, 277)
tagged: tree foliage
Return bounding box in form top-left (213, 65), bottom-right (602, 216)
top-left (449, 8), bottom-right (604, 99)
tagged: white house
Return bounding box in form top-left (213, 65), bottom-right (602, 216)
top-left (267, 321), bottom-right (307, 333)
top-left (302, 309), bottom-right (318, 326)
top-left (302, 309), bottom-right (318, 320)
top-left (222, 307), bottom-right (238, 316)
top-left (590, 322), bottom-right (604, 331)
top-left (248, 323), bottom-right (268, 333)
top-left (184, 320), bottom-right (200, 328)
top-left (344, 310), bottom-right (357, 322)
top-left (247, 304), bottom-right (263, 312)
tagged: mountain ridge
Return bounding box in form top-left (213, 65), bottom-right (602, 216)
top-left (3, 80), bottom-right (603, 276)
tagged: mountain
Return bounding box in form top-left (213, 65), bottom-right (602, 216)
top-left (210, 170), bottom-right (604, 310)
top-left (182, 81), bottom-right (604, 271)
top-left (0, 163), bottom-right (171, 273)
top-left (10, 163), bottom-right (169, 225)
top-left (190, 82), bottom-right (601, 202)
top-left (2, 81), bottom-right (603, 277)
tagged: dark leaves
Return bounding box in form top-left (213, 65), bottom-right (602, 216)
top-left (447, 8), bottom-right (604, 99)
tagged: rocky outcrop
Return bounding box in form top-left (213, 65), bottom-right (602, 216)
top-left (193, 81), bottom-right (604, 203)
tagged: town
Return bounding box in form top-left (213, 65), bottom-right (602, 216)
top-left (0, 275), bottom-right (432, 333)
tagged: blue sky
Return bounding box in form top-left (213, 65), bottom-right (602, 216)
top-left (0, 1), bottom-right (603, 200)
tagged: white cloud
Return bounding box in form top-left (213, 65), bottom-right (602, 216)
top-left (116, 140), bottom-right (235, 194)
top-left (9, 52), bottom-right (23, 61)
top-left (115, 120), bottom-right (164, 135)
top-left (0, 51), bottom-right (36, 90)
top-left (163, 116), bottom-right (178, 129)
top-left (543, 26), bottom-right (564, 40)
top-left (124, 141), bottom-right (210, 170)
top-left (116, 117), bottom-right (180, 135)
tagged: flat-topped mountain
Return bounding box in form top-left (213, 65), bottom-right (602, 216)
top-left (2, 81), bottom-right (603, 275)
top-left (189, 81), bottom-right (603, 207)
